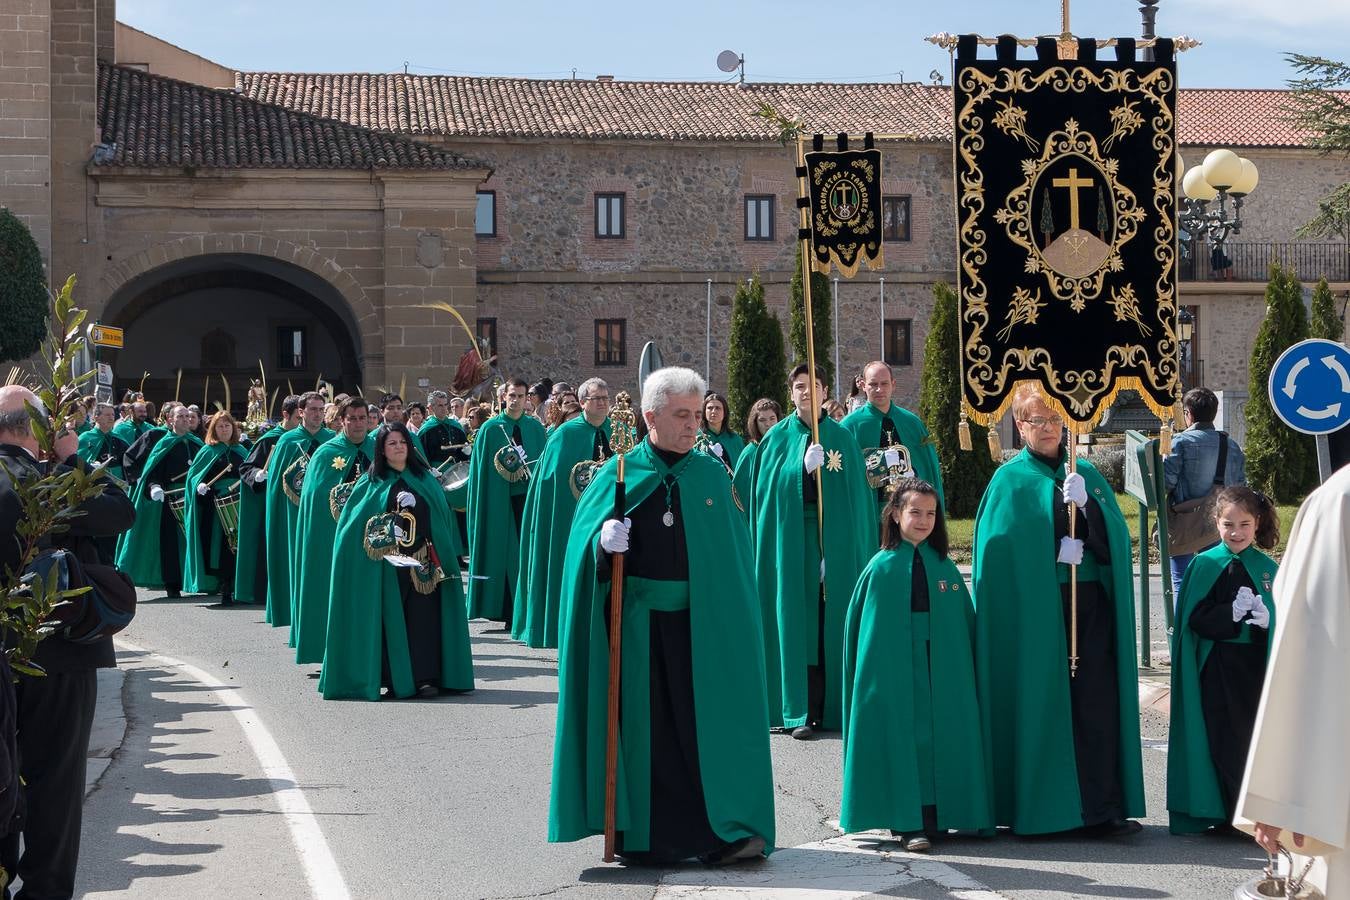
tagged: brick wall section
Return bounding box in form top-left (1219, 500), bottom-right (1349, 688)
top-left (48, 0), bottom-right (99, 293)
top-left (0, 0), bottom-right (52, 263)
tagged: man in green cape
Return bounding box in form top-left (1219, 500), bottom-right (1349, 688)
top-left (115, 405), bottom-right (203, 595)
top-left (181, 423), bottom-right (247, 599)
top-left (234, 395), bottom-right (300, 604)
top-left (378, 393), bottom-right (427, 461)
top-left (293, 398), bottom-right (375, 665)
top-left (262, 392), bottom-right (333, 628)
top-left (419, 390), bottom-right (471, 540)
top-left (465, 378), bottom-right (546, 626)
top-left (749, 364), bottom-right (873, 738)
top-left (512, 377), bottom-right (613, 649)
top-left (77, 402), bottom-right (132, 563)
top-left (972, 385), bottom-right (1144, 837)
top-left (110, 399), bottom-right (149, 449)
top-left (549, 366), bottom-right (774, 865)
top-left (1167, 539), bottom-right (1277, 834)
top-left (840, 361), bottom-right (944, 513)
top-left (120, 401), bottom-right (178, 492)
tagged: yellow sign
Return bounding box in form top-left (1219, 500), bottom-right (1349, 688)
top-left (89, 325), bottom-right (124, 348)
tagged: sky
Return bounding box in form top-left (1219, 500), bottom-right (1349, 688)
top-left (117, 0), bottom-right (1350, 89)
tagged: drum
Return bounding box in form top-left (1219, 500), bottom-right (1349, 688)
top-left (164, 488), bottom-right (188, 536)
top-left (436, 461), bottom-right (471, 492)
top-left (214, 484), bottom-right (242, 554)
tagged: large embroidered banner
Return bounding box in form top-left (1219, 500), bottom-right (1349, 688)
top-left (799, 133), bottom-right (885, 278)
top-left (953, 35), bottom-right (1180, 428)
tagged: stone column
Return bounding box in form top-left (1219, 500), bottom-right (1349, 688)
top-left (0, 0), bottom-right (52, 265)
top-left (49, 0), bottom-right (100, 297)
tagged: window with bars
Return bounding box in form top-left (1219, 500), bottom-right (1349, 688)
top-left (594, 318), bottom-right (627, 366)
top-left (476, 317), bottom-right (498, 357)
top-left (883, 196), bottom-right (912, 242)
top-left (883, 319), bottom-right (912, 367)
top-left (744, 194), bottom-right (775, 241)
top-left (595, 193), bottom-right (626, 239)
top-left (475, 191), bottom-right (496, 237)
top-left (276, 325), bottom-right (307, 371)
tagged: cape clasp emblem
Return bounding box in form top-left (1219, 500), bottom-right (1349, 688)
top-left (331, 455), bottom-right (347, 471)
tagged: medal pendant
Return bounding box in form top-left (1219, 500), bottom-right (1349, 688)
top-left (662, 510), bottom-right (675, 528)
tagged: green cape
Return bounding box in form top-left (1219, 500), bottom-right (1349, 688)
top-left (234, 425), bottom-right (285, 602)
top-left (465, 411), bottom-right (547, 620)
top-left (841, 541), bottom-right (992, 833)
top-left (319, 467), bottom-right (474, 701)
top-left (115, 430), bottom-right (203, 587)
top-left (749, 414), bottom-right (874, 729)
top-left (548, 440), bottom-right (775, 851)
top-left (730, 441), bottom-right (759, 522)
top-left (840, 402), bottom-right (944, 509)
top-left (263, 425), bottom-right (335, 627)
top-left (972, 447), bottom-right (1145, 834)
top-left (512, 415), bottom-right (613, 649)
top-left (699, 427), bottom-right (745, 469)
top-left (76, 428), bottom-right (126, 480)
top-left (293, 431), bottom-right (377, 664)
top-left (110, 418), bottom-right (148, 447)
top-left (182, 441), bottom-right (247, 594)
top-left (1167, 542), bottom-right (1277, 833)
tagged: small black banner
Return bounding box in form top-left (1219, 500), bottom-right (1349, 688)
top-left (801, 135), bottom-right (884, 278)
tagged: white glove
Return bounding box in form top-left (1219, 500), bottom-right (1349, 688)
top-left (803, 443), bottom-right (825, 474)
top-left (253, 468), bottom-right (268, 483)
top-left (1249, 599), bottom-right (1270, 629)
top-left (196, 483), bottom-right (210, 496)
top-left (513, 444), bottom-right (528, 462)
top-left (464, 443), bottom-right (473, 457)
top-left (1063, 472), bottom-right (1089, 508)
top-left (393, 524), bottom-right (407, 542)
top-left (884, 449), bottom-right (901, 469)
top-left (1057, 536), bottom-right (1084, 566)
top-left (600, 517), bottom-right (631, 554)
top-left (149, 484), bottom-right (165, 502)
top-left (397, 490), bottom-right (416, 509)
top-left (710, 442), bottom-right (724, 458)
top-left (1232, 586), bottom-right (1258, 621)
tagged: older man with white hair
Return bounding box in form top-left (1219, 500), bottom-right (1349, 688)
top-left (549, 366), bottom-right (774, 865)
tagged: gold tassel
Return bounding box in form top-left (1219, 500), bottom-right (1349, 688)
top-left (958, 415), bottom-right (973, 452)
top-left (1159, 423), bottom-right (1173, 456)
top-left (987, 427), bottom-right (1003, 460)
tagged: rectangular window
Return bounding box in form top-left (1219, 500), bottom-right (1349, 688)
top-left (594, 318), bottom-right (627, 367)
top-left (475, 317), bottom-right (498, 358)
top-left (744, 194), bottom-right (775, 241)
top-left (882, 195), bottom-right (912, 242)
top-left (276, 325), bottom-right (307, 371)
top-left (475, 191), bottom-right (496, 237)
top-left (883, 319), bottom-right (912, 367)
top-left (595, 192), bottom-right (626, 239)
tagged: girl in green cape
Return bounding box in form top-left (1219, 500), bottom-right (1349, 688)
top-left (320, 423), bottom-right (474, 701)
top-left (698, 392), bottom-right (745, 469)
top-left (1167, 486), bottom-right (1279, 834)
top-left (730, 399), bottom-right (780, 523)
top-left (183, 411), bottom-right (247, 602)
top-left (841, 478), bottom-right (991, 852)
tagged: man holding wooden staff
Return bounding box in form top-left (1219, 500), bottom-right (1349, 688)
top-left (548, 366), bottom-right (774, 866)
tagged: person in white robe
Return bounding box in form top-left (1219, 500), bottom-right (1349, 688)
top-left (1235, 463), bottom-right (1350, 898)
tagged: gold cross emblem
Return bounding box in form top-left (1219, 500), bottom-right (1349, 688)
top-left (825, 449), bottom-right (843, 473)
top-left (331, 455), bottom-right (348, 471)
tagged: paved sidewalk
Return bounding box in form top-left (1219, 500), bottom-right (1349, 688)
top-left (85, 666), bottom-right (127, 797)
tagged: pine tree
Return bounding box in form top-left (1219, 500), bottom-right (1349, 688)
top-left (0, 208), bottom-right (50, 364)
top-left (1245, 262), bottom-right (1316, 502)
top-left (1308, 276), bottom-right (1344, 342)
top-left (919, 281), bottom-right (998, 517)
top-left (726, 274), bottom-right (787, 433)
top-left (788, 245), bottom-right (835, 392)
top-left (1287, 54), bottom-right (1350, 242)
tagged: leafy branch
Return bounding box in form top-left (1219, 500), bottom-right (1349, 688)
top-left (752, 103), bottom-right (809, 146)
top-left (1286, 53), bottom-right (1350, 239)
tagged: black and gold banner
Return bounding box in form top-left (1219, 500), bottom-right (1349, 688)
top-left (953, 36), bottom-right (1180, 428)
top-left (798, 134), bottom-right (884, 278)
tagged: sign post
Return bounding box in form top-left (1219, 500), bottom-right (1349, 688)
top-left (1124, 430), bottom-right (1170, 666)
top-left (1267, 338), bottom-right (1350, 483)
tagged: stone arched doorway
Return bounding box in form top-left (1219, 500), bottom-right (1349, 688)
top-left (101, 253), bottom-right (365, 416)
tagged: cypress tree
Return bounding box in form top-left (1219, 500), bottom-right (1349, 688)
top-left (0, 208), bottom-right (49, 364)
top-left (726, 274), bottom-right (787, 433)
top-left (788, 245), bottom-right (835, 393)
top-left (1245, 262), bottom-right (1316, 501)
top-left (1308, 276), bottom-right (1344, 342)
top-left (918, 281), bottom-right (998, 517)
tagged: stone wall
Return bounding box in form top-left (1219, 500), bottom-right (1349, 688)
top-left (0, 0), bottom-right (52, 261)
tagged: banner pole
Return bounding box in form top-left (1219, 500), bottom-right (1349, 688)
top-left (796, 137), bottom-right (826, 548)
top-left (1068, 421), bottom-right (1080, 677)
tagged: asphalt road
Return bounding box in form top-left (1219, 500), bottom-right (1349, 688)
top-left (77, 586), bottom-right (1264, 899)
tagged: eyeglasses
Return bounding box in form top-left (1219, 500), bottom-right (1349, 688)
top-left (1019, 416), bottom-right (1064, 430)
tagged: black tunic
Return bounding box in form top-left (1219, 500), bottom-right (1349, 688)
top-left (380, 476), bottom-right (444, 690)
top-left (194, 450), bottom-right (239, 586)
top-left (237, 430), bottom-right (284, 600)
top-left (122, 428), bottom-right (166, 488)
top-left (1188, 558), bottom-right (1268, 813)
top-left (146, 438), bottom-right (194, 592)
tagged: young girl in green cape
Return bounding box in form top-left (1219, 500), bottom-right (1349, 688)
top-left (1167, 485), bottom-right (1279, 834)
top-left (841, 478), bottom-right (991, 852)
top-left (183, 411), bottom-right (247, 602)
top-left (698, 392), bottom-right (744, 469)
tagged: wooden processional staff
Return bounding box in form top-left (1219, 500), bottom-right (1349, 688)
top-left (602, 395), bottom-right (636, 863)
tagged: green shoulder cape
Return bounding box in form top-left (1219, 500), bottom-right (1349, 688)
top-left (76, 429), bottom-right (126, 480)
top-left (730, 441), bottom-right (759, 522)
top-left (749, 414), bottom-right (874, 729)
top-left (972, 447), bottom-right (1144, 834)
top-left (182, 441), bottom-right (246, 594)
top-left (548, 439), bottom-right (774, 851)
top-left (234, 425), bottom-right (285, 602)
top-left (319, 467), bottom-right (474, 701)
top-left (293, 432), bottom-right (377, 664)
top-left (263, 425), bottom-right (334, 627)
top-left (840, 402), bottom-right (944, 509)
top-left (841, 541), bottom-right (992, 834)
top-left (115, 431), bottom-right (203, 587)
top-left (110, 418), bottom-right (147, 447)
top-left (1167, 542), bottom-right (1277, 833)
top-left (512, 415), bottom-right (612, 649)
top-left (699, 427), bottom-right (745, 469)
top-left (465, 411), bottom-right (547, 620)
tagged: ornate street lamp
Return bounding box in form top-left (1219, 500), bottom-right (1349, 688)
top-left (1179, 148), bottom-right (1259, 247)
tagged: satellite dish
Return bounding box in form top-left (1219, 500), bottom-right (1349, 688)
top-left (638, 342), bottom-right (665, 398)
top-left (716, 50), bottom-right (741, 73)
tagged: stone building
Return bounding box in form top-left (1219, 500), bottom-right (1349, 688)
top-left (3, 1), bottom-right (1347, 419)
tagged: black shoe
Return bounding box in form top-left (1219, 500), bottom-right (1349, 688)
top-left (702, 835), bottom-right (766, 866)
top-left (1081, 818), bottom-right (1143, 838)
top-left (165, 589), bottom-right (182, 599)
top-left (790, 725), bottom-right (816, 741)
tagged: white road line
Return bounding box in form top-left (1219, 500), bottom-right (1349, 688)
top-left (116, 639), bottom-right (351, 900)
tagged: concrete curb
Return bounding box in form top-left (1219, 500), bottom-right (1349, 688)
top-left (85, 667), bottom-right (127, 798)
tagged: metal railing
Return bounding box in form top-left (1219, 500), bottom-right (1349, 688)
top-left (1180, 241), bottom-right (1349, 282)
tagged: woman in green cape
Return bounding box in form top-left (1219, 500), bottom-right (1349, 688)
top-left (320, 423), bottom-right (473, 701)
top-left (730, 398), bottom-right (780, 523)
top-left (1167, 486), bottom-right (1279, 834)
top-left (697, 391), bottom-right (744, 469)
top-left (842, 478), bottom-right (991, 852)
top-left (116, 405), bottom-right (203, 594)
top-left (183, 411), bottom-right (247, 601)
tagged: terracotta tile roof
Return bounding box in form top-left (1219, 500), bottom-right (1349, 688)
top-left (96, 63), bottom-right (487, 171)
top-left (234, 72), bottom-right (1337, 149)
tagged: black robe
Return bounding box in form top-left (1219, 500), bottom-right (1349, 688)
top-left (380, 476), bottom-right (445, 691)
top-left (237, 430), bottom-right (283, 601)
top-left (145, 439), bottom-right (195, 592)
top-left (194, 451), bottom-right (238, 592)
top-left (122, 427), bottom-right (166, 489)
